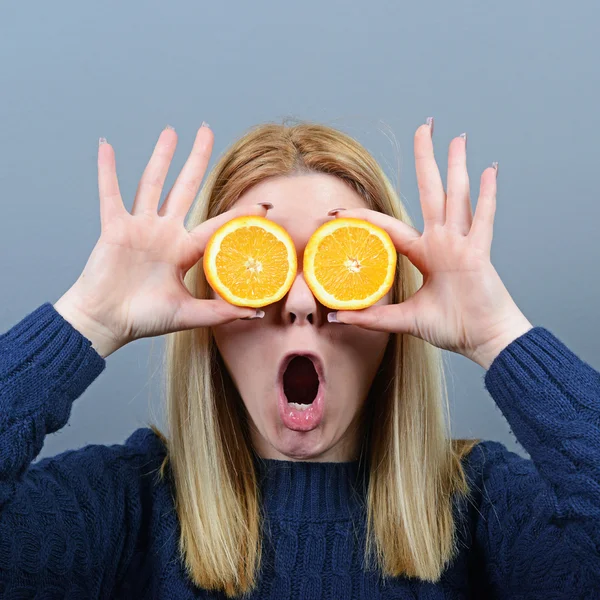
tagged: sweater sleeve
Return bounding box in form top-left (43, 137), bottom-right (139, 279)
top-left (0, 302), bottom-right (163, 598)
top-left (465, 326), bottom-right (600, 598)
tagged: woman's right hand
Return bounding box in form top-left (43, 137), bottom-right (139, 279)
top-left (54, 124), bottom-right (268, 359)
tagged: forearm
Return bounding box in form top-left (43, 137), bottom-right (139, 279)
top-left (483, 325), bottom-right (600, 517)
top-left (0, 303), bottom-right (106, 505)
top-left (472, 326), bottom-right (600, 594)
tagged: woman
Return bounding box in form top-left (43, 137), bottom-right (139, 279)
top-left (0, 119), bottom-right (598, 599)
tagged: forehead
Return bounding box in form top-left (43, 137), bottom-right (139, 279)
top-left (232, 173), bottom-right (368, 245)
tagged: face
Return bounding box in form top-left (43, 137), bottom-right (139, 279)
top-left (211, 173), bottom-right (391, 462)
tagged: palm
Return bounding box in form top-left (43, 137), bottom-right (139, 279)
top-left (73, 214), bottom-right (203, 344)
top-left (399, 227), bottom-right (516, 355)
top-left (57, 125), bottom-right (266, 355)
top-left (333, 122), bottom-right (531, 364)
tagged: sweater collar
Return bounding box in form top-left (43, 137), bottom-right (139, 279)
top-left (253, 455), bottom-right (368, 521)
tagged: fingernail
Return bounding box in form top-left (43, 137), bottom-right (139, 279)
top-left (460, 132), bottom-right (467, 151)
top-left (328, 312), bottom-right (339, 323)
top-left (492, 161), bottom-right (499, 178)
top-left (425, 116), bottom-right (434, 137)
top-left (165, 124), bottom-right (175, 131)
top-left (257, 202), bottom-right (274, 210)
top-left (241, 309), bottom-right (265, 320)
top-left (327, 208), bottom-right (346, 216)
top-left (99, 137), bottom-right (107, 146)
top-left (201, 121), bottom-right (211, 129)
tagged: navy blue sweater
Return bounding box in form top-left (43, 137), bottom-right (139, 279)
top-left (0, 302), bottom-right (599, 598)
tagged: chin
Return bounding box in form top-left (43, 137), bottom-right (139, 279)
top-left (268, 429), bottom-right (333, 462)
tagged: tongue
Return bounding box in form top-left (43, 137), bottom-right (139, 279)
top-left (283, 356), bottom-right (319, 405)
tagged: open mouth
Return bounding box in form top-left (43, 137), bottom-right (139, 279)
top-left (283, 355), bottom-right (320, 409)
top-left (277, 352), bottom-right (326, 431)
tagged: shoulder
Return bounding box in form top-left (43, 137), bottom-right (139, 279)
top-left (460, 439), bottom-right (537, 494)
top-left (33, 426), bottom-right (170, 488)
top-left (1, 428), bottom-right (173, 594)
top-left (455, 439), bottom-right (548, 531)
top-left (452, 439), bottom-right (543, 556)
top-left (461, 438), bottom-right (529, 469)
top-left (123, 426), bottom-right (168, 460)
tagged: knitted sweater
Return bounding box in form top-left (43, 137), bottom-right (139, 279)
top-left (0, 303), bottom-right (599, 599)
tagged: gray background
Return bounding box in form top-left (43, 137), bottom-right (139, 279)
top-left (1, 1), bottom-right (598, 461)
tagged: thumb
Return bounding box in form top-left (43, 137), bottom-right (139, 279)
top-left (175, 298), bottom-right (264, 329)
top-left (331, 299), bottom-right (418, 336)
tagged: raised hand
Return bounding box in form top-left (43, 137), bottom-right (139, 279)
top-left (327, 119), bottom-right (533, 370)
top-left (54, 124), bottom-right (267, 359)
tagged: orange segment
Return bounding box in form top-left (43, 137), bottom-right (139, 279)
top-left (304, 217), bottom-right (397, 310)
top-left (203, 215), bottom-right (297, 307)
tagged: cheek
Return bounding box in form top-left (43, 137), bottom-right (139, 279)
top-left (337, 322), bottom-right (390, 379)
top-left (343, 288), bottom-right (390, 345)
top-left (328, 287), bottom-right (391, 369)
top-left (213, 321), bottom-right (251, 355)
top-left (351, 288), bottom-right (392, 358)
top-left (212, 322), bottom-right (272, 379)
top-left (349, 329), bottom-right (389, 359)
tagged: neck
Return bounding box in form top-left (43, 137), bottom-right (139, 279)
top-left (253, 454), bottom-right (369, 521)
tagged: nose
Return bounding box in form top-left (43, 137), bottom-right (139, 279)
top-left (281, 271), bottom-right (319, 325)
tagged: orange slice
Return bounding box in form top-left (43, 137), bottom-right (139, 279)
top-left (303, 217), bottom-right (397, 310)
top-left (203, 215), bottom-right (297, 308)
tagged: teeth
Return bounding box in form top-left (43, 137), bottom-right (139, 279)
top-left (288, 402), bottom-right (311, 411)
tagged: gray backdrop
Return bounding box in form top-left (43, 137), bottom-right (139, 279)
top-left (1, 0), bottom-right (598, 461)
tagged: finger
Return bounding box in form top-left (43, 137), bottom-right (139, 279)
top-left (159, 124), bottom-right (213, 220)
top-left (330, 300), bottom-right (418, 336)
top-left (445, 134), bottom-right (472, 235)
top-left (414, 122), bottom-right (446, 230)
top-left (131, 127), bottom-right (178, 216)
top-left (468, 164), bottom-right (498, 254)
top-left (98, 139), bottom-right (127, 231)
top-left (327, 207), bottom-right (421, 256)
top-left (174, 297), bottom-right (264, 329)
top-left (185, 203), bottom-right (273, 268)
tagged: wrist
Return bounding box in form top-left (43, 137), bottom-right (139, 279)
top-left (53, 292), bottom-right (124, 359)
top-left (469, 314), bottom-right (534, 370)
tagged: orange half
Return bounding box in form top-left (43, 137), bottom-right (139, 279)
top-left (304, 217), bottom-right (397, 310)
top-left (203, 215), bottom-right (297, 308)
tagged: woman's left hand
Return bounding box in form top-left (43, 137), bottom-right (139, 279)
top-left (328, 120), bottom-right (533, 370)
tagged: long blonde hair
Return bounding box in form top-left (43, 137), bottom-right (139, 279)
top-left (149, 120), bottom-right (481, 598)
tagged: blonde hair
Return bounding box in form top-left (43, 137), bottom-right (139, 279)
top-left (149, 120), bottom-right (481, 598)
